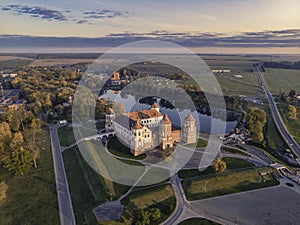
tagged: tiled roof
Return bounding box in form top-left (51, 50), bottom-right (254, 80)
top-left (128, 109), bottom-right (162, 120)
top-left (160, 114), bottom-right (172, 125)
top-left (185, 114), bottom-right (195, 122)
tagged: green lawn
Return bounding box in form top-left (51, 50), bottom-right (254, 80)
top-left (222, 146), bottom-right (251, 157)
top-left (0, 129), bottom-right (59, 225)
top-left (108, 137), bottom-right (146, 160)
top-left (182, 167), bottom-right (279, 201)
top-left (101, 184), bottom-right (176, 225)
top-left (217, 76), bottom-right (263, 96)
top-left (63, 147), bottom-right (131, 225)
top-left (178, 157), bottom-right (254, 179)
top-left (58, 125), bottom-right (76, 147)
top-left (264, 68), bottom-right (300, 95)
top-left (179, 218), bottom-right (220, 225)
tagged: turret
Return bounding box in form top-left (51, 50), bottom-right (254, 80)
top-left (182, 114), bottom-right (197, 144)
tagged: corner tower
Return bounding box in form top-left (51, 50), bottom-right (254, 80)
top-left (159, 114), bottom-right (173, 150)
top-left (182, 114), bottom-right (197, 144)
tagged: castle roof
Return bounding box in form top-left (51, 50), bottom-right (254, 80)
top-left (128, 108), bottom-right (162, 121)
top-left (185, 114), bottom-right (195, 122)
top-left (160, 114), bottom-right (172, 125)
top-left (152, 102), bottom-right (159, 108)
top-left (132, 119), bottom-right (143, 130)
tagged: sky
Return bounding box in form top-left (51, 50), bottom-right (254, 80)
top-left (0, 0), bottom-right (300, 53)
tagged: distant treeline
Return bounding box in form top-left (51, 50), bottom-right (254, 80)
top-left (263, 61), bottom-right (300, 70)
top-left (0, 53), bottom-right (103, 59)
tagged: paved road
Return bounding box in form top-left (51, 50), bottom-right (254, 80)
top-left (49, 124), bottom-right (76, 225)
top-left (257, 65), bottom-right (300, 159)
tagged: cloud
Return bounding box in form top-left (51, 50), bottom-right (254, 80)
top-left (83, 9), bottom-right (128, 19)
top-left (0, 4), bottom-right (67, 21)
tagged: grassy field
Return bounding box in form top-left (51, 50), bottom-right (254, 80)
top-left (58, 125), bottom-right (76, 147)
top-left (264, 68), bottom-right (300, 95)
top-left (0, 129), bottom-right (59, 225)
top-left (100, 184), bottom-right (176, 225)
top-left (179, 218), bottom-right (220, 225)
top-left (63, 147), bottom-right (131, 225)
top-left (178, 157), bottom-right (254, 179)
top-left (108, 137), bottom-right (146, 160)
top-left (0, 59), bottom-right (32, 69)
top-left (277, 103), bottom-right (300, 144)
top-left (217, 76), bottom-right (263, 96)
top-left (182, 167), bottom-right (279, 201)
top-left (263, 105), bottom-right (289, 158)
top-left (185, 138), bottom-right (208, 148)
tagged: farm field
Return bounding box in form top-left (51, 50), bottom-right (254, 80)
top-left (264, 68), bottom-right (300, 95)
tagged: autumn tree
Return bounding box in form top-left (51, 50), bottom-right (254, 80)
top-left (246, 107), bottom-right (267, 143)
top-left (213, 158), bottom-right (227, 173)
top-left (279, 88), bottom-right (285, 100)
top-left (288, 105), bottom-right (297, 119)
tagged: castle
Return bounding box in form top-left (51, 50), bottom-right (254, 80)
top-left (105, 103), bottom-right (197, 156)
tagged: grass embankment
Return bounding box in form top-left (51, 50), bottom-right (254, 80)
top-left (179, 218), bottom-right (220, 225)
top-left (63, 146), bottom-right (131, 225)
top-left (182, 167), bottom-right (279, 201)
top-left (178, 157), bottom-right (255, 179)
top-left (277, 103), bottom-right (300, 144)
top-left (0, 129), bottom-right (59, 225)
top-left (58, 125), bottom-right (76, 147)
top-left (108, 137), bottom-right (146, 160)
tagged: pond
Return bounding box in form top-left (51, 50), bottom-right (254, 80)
top-left (100, 90), bottom-right (237, 135)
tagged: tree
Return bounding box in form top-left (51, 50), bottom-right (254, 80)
top-left (5, 148), bottom-right (33, 176)
top-left (213, 158), bottom-right (227, 173)
top-left (289, 89), bottom-right (296, 97)
top-left (279, 88), bottom-right (285, 100)
top-left (288, 105), bottom-right (297, 119)
top-left (0, 181), bottom-right (8, 202)
top-left (246, 107), bottom-right (267, 143)
top-left (0, 122), bottom-right (12, 163)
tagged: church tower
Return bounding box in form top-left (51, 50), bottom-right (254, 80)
top-left (105, 107), bottom-right (115, 131)
top-left (159, 114), bottom-right (173, 150)
top-left (182, 114), bottom-right (197, 144)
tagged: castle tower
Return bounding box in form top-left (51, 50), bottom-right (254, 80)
top-left (131, 119), bottom-right (146, 156)
top-left (182, 114), bottom-right (197, 144)
top-left (105, 107), bottom-right (115, 131)
top-left (159, 114), bottom-right (173, 150)
top-left (151, 102), bottom-right (160, 112)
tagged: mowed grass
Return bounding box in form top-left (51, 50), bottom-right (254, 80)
top-left (182, 167), bottom-right (279, 201)
top-left (58, 125), bottom-right (76, 147)
top-left (63, 146), bottom-right (131, 225)
top-left (108, 137), bottom-right (146, 160)
top-left (179, 218), bottom-right (220, 225)
top-left (264, 68), bottom-right (300, 95)
top-left (0, 129), bottom-right (59, 225)
top-left (178, 157), bottom-right (254, 179)
top-left (185, 138), bottom-right (208, 148)
top-left (217, 76), bottom-right (263, 96)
